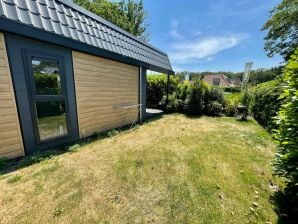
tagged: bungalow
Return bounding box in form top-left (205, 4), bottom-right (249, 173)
top-left (0, 0), bottom-right (174, 159)
top-left (203, 74), bottom-right (241, 87)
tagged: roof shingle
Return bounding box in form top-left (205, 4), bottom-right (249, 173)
top-left (0, 0), bottom-right (173, 73)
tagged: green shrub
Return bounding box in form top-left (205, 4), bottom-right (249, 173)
top-left (146, 74), bottom-right (179, 108)
top-left (185, 80), bottom-right (208, 115)
top-left (224, 92), bottom-right (243, 116)
top-left (249, 79), bottom-right (283, 131)
top-left (274, 50), bottom-right (298, 209)
top-left (206, 86), bottom-right (224, 103)
top-left (205, 101), bottom-right (223, 116)
top-left (204, 86), bottom-right (224, 116)
top-left (160, 93), bottom-right (179, 113)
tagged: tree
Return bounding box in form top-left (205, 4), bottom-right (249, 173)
top-left (262, 0), bottom-right (298, 59)
top-left (73, 0), bottom-right (149, 41)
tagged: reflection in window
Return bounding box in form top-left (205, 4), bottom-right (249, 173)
top-left (32, 58), bottom-right (62, 95)
top-left (36, 100), bottom-right (68, 141)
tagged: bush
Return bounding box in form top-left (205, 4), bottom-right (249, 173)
top-left (224, 92), bottom-right (243, 116)
top-left (205, 101), bottom-right (223, 116)
top-left (160, 93), bottom-right (180, 113)
top-left (249, 79), bottom-right (283, 131)
top-left (274, 50), bottom-right (298, 213)
top-left (204, 86), bottom-right (224, 116)
top-left (146, 74), bottom-right (179, 109)
top-left (185, 80), bottom-right (208, 115)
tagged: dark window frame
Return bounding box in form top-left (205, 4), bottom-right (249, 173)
top-left (22, 49), bottom-right (72, 144)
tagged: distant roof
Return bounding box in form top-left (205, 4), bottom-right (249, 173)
top-left (0, 0), bottom-right (174, 74)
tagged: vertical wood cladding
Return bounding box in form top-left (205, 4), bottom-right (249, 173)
top-left (0, 33), bottom-right (24, 158)
top-left (73, 51), bottom-right (139, 138)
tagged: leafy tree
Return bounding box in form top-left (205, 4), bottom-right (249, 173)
top-left (274, 49), bottom-right (298, 215)
top-left (73, 0), bottom-right (148, 41)
top-left (262, 0), bottom-right (298, 59)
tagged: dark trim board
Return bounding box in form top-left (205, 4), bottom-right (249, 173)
top-left (0, 18), bottom-right (175, 75)
top-left (5, 33), bottom-right (79, 155)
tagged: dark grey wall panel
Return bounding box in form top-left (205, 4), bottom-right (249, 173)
top-left (5, 33), bottom-right (79, 155)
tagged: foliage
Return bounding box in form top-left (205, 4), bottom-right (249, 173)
top-left (176, 67), bottom-right (282, 86)
top-left (204, 86), bottom-right (224, 116)
top-left (0, 157), bottom-right (8, 169)
top-left (68, 144), bottom-right (81, 152)
top-left (160, 93), bottom-right (180, 113)
top-left (146, 74), bottom-right (179, 108)
top-left (224, 92), bottom-right (243, 117)
top-left (249, 80), bottom-right (283, 131)
top-left (205, 101), bottom-right (223, 116)
top-left (205, 86), bottom-right (224, 105)
top-left (34, 73), bottom-right (61, 95)
top-left (73, 0), bottom-right (149, 40)
top-left (185, 81), bottom-right (208, 115)
top-left (274, 50), bottom-right (298, 214)
top-left (249, 67), bottom-right (282, 84)
top-left (262, 0), bottom-right (298, 59)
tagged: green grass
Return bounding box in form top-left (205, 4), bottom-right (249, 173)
top-left (0, 115), bottom-right (278, 223)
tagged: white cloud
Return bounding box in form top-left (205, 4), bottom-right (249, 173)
top-left (169, 19), bottom-right (185, 40)
top-left (170, 34), bottom-right (248, 64)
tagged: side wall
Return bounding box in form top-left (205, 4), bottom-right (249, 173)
top-left (73, 51), bottom-right (139, 138)
top-left (0, 33), bottom-right (24, 158)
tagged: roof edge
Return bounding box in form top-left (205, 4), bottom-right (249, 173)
top-left (0, 17), bottom-right (174, 74)
top-left (58, 0), bottom-right (168, 56)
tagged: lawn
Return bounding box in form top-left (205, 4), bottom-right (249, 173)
top-left (0, 115), bottom-right (278, 223)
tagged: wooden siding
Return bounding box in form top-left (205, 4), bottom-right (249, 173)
top-left (0, 33), bottom-right (24, 158)
top-left (73, 51), bottom-right (139, 138)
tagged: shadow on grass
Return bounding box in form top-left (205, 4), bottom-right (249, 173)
top-left (0, 116), bottom-right (162, 176)
top-left (271, 188), bottom-right (298, 224)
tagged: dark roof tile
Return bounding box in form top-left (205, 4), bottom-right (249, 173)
top-left (0, 0), bottom-right (173, 72)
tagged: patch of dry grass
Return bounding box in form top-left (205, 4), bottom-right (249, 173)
top-left (0, 115), bottom-right (278, 223)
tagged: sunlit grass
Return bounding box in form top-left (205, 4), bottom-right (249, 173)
top-left (0, 114), bottom-right (278, 223)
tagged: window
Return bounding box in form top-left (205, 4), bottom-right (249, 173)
top-left (29, 56), bottom-right (69, 142)
top-left (213, 78), bottom-right (220, 85)
top-left (32, 58), bottom-right (62, 95)
top-left (35, 100), bottom-right (68, 141)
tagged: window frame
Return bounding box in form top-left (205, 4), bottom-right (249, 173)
top-left (22, 49), bottom-right (71, 144)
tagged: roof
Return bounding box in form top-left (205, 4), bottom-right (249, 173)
top-left (0, 0), bottom-right (174, 74)
top-left (203, 74), bottom-right (231, 87)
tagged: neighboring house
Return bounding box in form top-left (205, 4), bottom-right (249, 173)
top-left (0, 0), bottom-right (174, 159)
top-left (203, 74), bottom-right (241, 87)
top-left (203, 74), bottom-right (231, 87)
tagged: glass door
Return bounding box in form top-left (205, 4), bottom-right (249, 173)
top-left (26, 53), bottom-right (70, 143)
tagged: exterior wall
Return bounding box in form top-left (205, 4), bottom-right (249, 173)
top-left (0, 33), bottom-right (24, 158)
top-left (203, 75), bottom-right (230, 87)
top-left (73, 51), bottom-right (139, 138)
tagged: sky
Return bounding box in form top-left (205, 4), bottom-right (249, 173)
top-left (142, 0), bottom-right (283, 72)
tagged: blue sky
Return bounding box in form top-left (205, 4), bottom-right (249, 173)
top-left (143, 0), bottom-right (283, 72)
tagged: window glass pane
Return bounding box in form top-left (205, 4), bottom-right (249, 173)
top-left (36, 100), bottom-right (68, 141)
top-left (32, 57), bottom-right (62, 95)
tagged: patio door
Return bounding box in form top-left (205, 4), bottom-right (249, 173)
top-left (5, 34), bottom-right (79, 154)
